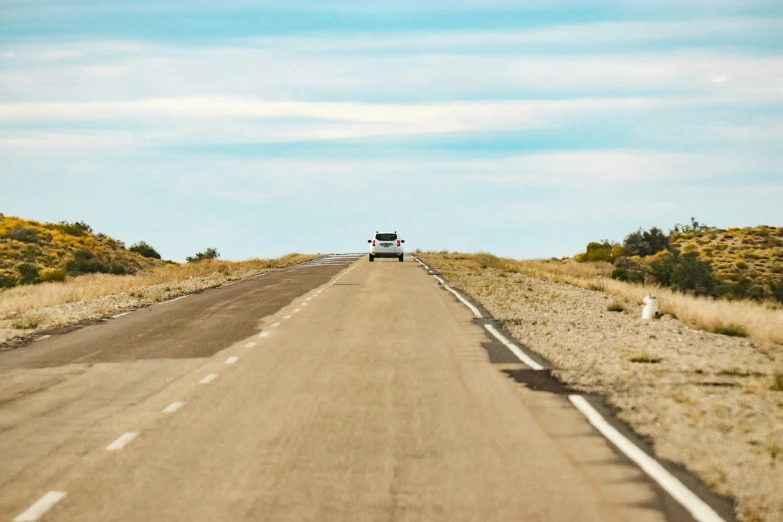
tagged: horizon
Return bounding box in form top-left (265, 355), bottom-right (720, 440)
top-left (1, 1), bottom-right (782, 262)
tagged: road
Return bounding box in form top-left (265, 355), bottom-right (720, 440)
top-left (0, 255), bottom-right (701, 521)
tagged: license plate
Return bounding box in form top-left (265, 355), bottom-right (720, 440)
top-left (381, 243), bottom-right (393, 247)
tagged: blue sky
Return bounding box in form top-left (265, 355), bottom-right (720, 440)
top-left (1, 1), bottom-right (781, 261)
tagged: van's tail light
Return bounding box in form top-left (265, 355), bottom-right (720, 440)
top-left (397, 239), bottom-right (401, 247)
top-left (372, 239), bottom-right (376, 246)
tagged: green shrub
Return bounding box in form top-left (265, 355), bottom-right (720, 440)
top-left (129, 241), bottom-right (161, 259)
top-left (110, 265), bottom-right (127, 275)
top-left (186, 247), bottom-right (220, 263)
top-left (669, 252), bottom-right (716, 296)
top-left (66, 250), bottom-right (109, 275)
top-left (0, 273), bottom-right (18, 288)
top-left (17, 263), bottom-right (40, 285)
top-left (771, 280), bottom-right (783, 304)
top-left (623, 227), bottom-right (669, 257)
top-left (56, 220), bottom-right (93, 236)
top-left (580, 241), bottom-right (623, 262)
top-left (39, 269), bottom-right (66, 283)
top-left (611, 268), bottom-right (628, 282)
top-left (5, 227), bottom-right (39, 243)
top-left (607, 302), bottom-right (625, 312)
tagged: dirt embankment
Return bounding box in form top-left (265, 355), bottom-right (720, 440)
top-left (421, 253), bottom-right (783, 522)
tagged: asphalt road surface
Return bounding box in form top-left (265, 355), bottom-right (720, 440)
top-left (0, 254), bottom-right (705, 521)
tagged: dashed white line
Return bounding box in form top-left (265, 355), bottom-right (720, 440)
top-left (294, 308), bottom-right (301, 312)
top-left (244, 342), bottom-right (256, 348)
top-left (306, 297), bottom-right (312, 301)
top-left (112, 312), bottom-right (129, 318)
top-left (225, 356), bottom-right (239, 364)
top-left (301, 302), bottom-right (308, 306)
top-left (485, 324), bottom-right (544, 370)
top-left (443, 286), bottom-right (482, 318)
top-left (259, 332), bottom-right (270, 338)
top-left (106, 432), bottom-right (139, 452)
top-left (200, 374), bottom-right (218, 384)
top-left (283, 315), bottom-right (291, 320)
top-left (270, 322), bottom-right (280, 327)
top-left (13, 491), bottom-right (67, 522)
top-left (163, 401), bottom-right (184, 413)
top-left (569, 395), bottom-right (725, 522)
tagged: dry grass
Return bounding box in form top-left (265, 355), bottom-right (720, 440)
top-left (428, 252), bottom-right (783, 346)
top-left (0, 254), bottom-right (318, 316)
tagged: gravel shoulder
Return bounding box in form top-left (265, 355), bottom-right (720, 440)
top-left (421, 253), bottom-right (783, 522)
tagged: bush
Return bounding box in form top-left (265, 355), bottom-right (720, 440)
top-left (186, 247), bottom-right (220, 263)
top-left (623, 227), bottom-right (669, 257)
top-left (17, 263), bottom-right (40, 285)
top-left (56, 220), bottom-right (93, 236)
top-left (110, 265), bottom-right (127, 275)
top-left (5, 227), bottom-right (39, 243)
top-left (0, 273), bottom-right (18, 289)
top-left (39, 269), bottom-right (67, 283)
top-left (771, 280), bottom-right (783, 304)
top-left (579, 241), bottom-right (623, 263)
top-left (611, 268), bottom-right (628, 282)
top-left (65, 249), bottom-right (109, 275)
top-left (129, 241), bottom-right (161, 259)
top-left (669, 251), bottom-right (716, 296)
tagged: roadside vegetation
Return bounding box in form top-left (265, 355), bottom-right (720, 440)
top-left (577, 218), bottom-right (783, 303)
top-left (423, 251), bottom-right (782, 345)
top-left (0, 213), bottom-right (320, 345)
top-left (0, 214), bottom-right (166, 288)
top-left (0, 254), bottom-right (317, 317)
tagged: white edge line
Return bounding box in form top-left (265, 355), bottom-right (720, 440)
top-left (433, 275), bottom-right (445, 285)
top-left (106, 432), bottom-right (139, 451)
top-left (14, 491), bottom-right (67, 522)
top-left (112, 312), bottom-right (129, 318)
top-left (158, 295), bottom-right (189, 305)
top-left (484, 324), bottom-right (544, 370)
top-left (163, 401), bottom-right (184, 413)
top-left (225, 356), bottom-right (239, 364)
top-left (568, 395), bottom-right (725, 522)
top-left (200, 373), bottom-right (218, 384)
top-left (443, 286), bottom-right (482, 318)
top-left (35, 335), bottom-right (52, 341)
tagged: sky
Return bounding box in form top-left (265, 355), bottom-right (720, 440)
top-left (1, 0), bottom-right (781, 261)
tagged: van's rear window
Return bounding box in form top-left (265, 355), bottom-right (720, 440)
top-left (375, 233), bottom-right (398, 241)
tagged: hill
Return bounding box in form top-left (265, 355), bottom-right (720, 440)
top-left (574, 221), bottom-right (783, 303)
top-left (671, 225), bottom-right (783, 295)
top-left (0, 214), bottom-right (166, 288)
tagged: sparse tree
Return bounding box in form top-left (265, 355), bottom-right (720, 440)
top-left (130, 241), bottom-right (162, 259)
